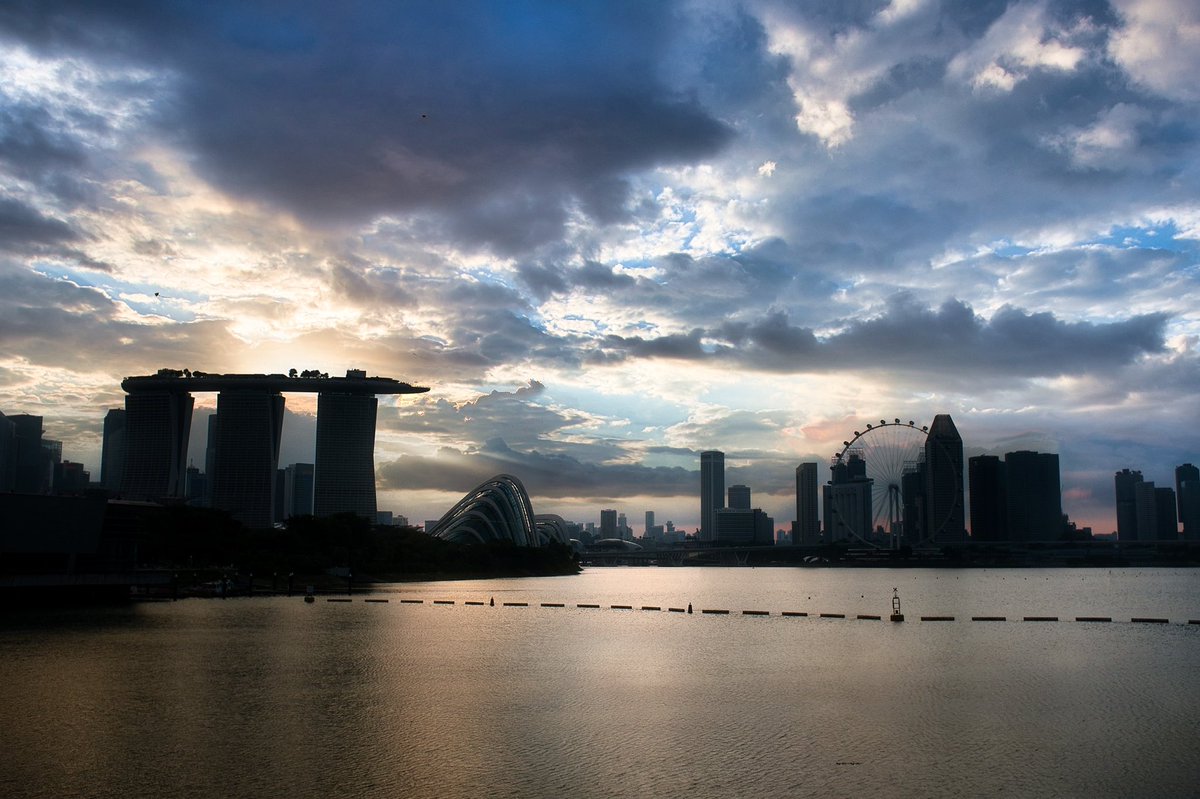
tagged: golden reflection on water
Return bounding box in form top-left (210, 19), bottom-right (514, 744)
top-left (2, 568), bottom-right (1200, 798)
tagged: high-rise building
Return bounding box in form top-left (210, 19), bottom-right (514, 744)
top-left (314, 390), bottom-right (378, 518)
top-left (924, 414), bottom-right (965, 544)
top-left (699, 450), bottom-right (724, 542)
top-left (53, 461), bottom-right (88, 495)
top-left (795, 462), bottom-right (819, 545)
top-left (0, 412), bottom-right (15, 491)
top-left (1134, 480), bottom-right (1158, 541)
top-left (600, 508), bottom-right (617, 539)
top-left (1004, 451), bottom-right (1061, 542)
top-left (968, 455), bottom-right (1005, 541)
top-left (617, 512), bottom-right (629, 539)
top-left (184, 465), bottom-right (208, 506)
top-left (210, 389), bottom-right (285, 529)
top-left (1155, 486), bottom-right (1178, 541)
top-left (823, 479), bottom-right (872, 542)
top-left (901, 462), bottom-right (925, 544)
top-left (1114, 468), bottom-right (1143, 540)
top-left (714, 507), bottom-right (774, 546)
top-left (11, 414), bottom-right (52, 494)
top-left (728, 484), bottom-right (751, 510)
top-left (205, 413), bottom-right (219, 506)
top-left (1176, 464), bottom-right (1200, 541)
top-left (122, 390), bottom-right (194, 500)
top-left (100, 409), bottom-right (126, 493)
top-left (283, 462), bottom-right (315, 519)
top-left (644, 510), bottom-right (654, 538)
top-left (274, 468), bottom-right (286, 524)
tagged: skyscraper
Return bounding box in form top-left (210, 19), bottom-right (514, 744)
top-left (700, 450), bottom-right (724, 542)
top-left (284, 462), bottom-right (315, 519)
top-left (11, 414), bottom-right (52, 494)
top-left (968, 455), bottom-right (1005, 541)
top-left (823, 479), bottom-right (872, 542)
top-left (1155, 486), bottom-right (1178, 541)
top-left (600, 508), bottom-right (617, 539)
top-left (1114, 468), bottom-right (1143, 540)
top-left (122, 390), bottom-right (194, 500)
top-left (924, 414), bottom-right (965, 544)
top-left (1004, 451), bottom-right (1061, 542)
top-left (644, 510), bottom-right (655, 538)
top-left (100, 408), bottom-right (126, 493)
top-left (1176, 464), bottom-right (1200, 541)
top-left (0, 412), bottom-right (15, 492)
top-left (314, 390), bottom-right (379, 518)
top-left (1134, 480), bottom-right (1158, 541)
top-left (210, 389), bottom-right (285, 529)
top-left (795, 462), bottom-right (819, 545)
top-left (728, 484), bottom-right (751, 510)
top-left (714, 507), bottom-right (773, 546)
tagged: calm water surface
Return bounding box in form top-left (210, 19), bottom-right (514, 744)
top-left (3, 567), bottom-right (1199, 798)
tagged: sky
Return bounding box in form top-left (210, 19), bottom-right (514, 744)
top-left (1, 0), bottom-right (1197, 535)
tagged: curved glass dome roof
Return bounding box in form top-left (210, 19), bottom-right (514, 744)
top-left (429, 474), bottom-right (566, 548)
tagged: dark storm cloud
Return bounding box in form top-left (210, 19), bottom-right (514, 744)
top-left (381, 380), bottom-right (590, 452)
top-left (0, 102), bottom-right (88, 181)
top-left (379, 437), bottom-right (695, 499)
top-left (328, 258), bottom-right (415, 308)
top-left (2, 0), bottom-right (732, 251)
top-left (592, 295), bottom-right (1167, 378)
top-left (0, 197), bottom-right (77, 247)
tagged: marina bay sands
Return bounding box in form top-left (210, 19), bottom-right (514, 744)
top-left (118, 368), bottom-right (429, 528)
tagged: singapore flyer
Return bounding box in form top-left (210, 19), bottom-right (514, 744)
top-left (830, 419), bottom-right (959, 549)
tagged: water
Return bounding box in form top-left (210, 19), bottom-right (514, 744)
top-left (3, 567), bottom-right (1199, 798)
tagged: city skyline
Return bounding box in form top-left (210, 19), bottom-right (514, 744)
top-left (1, 2), bottom-right (1198, 534)
top-left (9, 391), bottom-right (1195, 541)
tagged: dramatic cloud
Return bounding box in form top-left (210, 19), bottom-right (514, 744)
top-left (1, 0), bottom-right (1197, 534)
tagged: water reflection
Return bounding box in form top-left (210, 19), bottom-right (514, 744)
top-left (2, 568), bottom-right (1199, 798)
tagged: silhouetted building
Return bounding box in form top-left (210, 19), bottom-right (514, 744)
top-left (901, 462), bottom-right (925, 544)
top-left (644, 510), bottom-right (655, 539)
top-left (968, 455), bottom-right (1006, 541)
top-left (1134, 480), bottom-right (1158, 541)
top-left (924, 414), bottom-right (965, 543)
top-left (0, 412), bottom-right (15, 491)
top-left (313, 390), bottom-right (378, 518)
top-left (824, 480), bottom-right (871, 542)
top-left (795, 462), bottom-right (819, 545)
top-left (700, 450), bottom-right (724, 542)
top-left (1176, 464), bottom-right (1200, 541)
top-left (53, 461), bottom-right (89, 495)
top-left (282, 462), bottom-right (314, 519)
top-left (427, 475), bottom-right (568, 548)
top-left (1004, 451), bottom-right (1061, 542)
top-left (10, 414), bottom-right (52, 494)
top-left (184, 465), bottom-right (208, 507)
top-left (600, 508), bottom-right (617, 539)
top-left (100, 409), bottom-right (126, 493)
top-left (119, 368), bottom-right (427, 521)
top-left (210, 389), bottom-right (285, 529)
top-left (1155, 486), bottom-right (1178, 541)
top-left (728, 484), bottom-right (751, 510)
top-left (714, 507), bottom-right (773, 546)
top-left (205, 414), bottom-right (219, 505)
top-left (274, 468), bottom-right (286, 523)
top-left (1114, 468), bottom-right (1143, 541)
top-left (122, 390), bottom-right (194, 500)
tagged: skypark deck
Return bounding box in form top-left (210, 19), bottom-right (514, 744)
top-left (121, 370), bottom-right (429, 395)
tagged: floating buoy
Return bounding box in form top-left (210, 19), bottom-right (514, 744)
top-left (890, 587), bottom-right (904, 622)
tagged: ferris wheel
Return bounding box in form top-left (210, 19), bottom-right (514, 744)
top-left (830, 419), bottom-right (935, 548)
